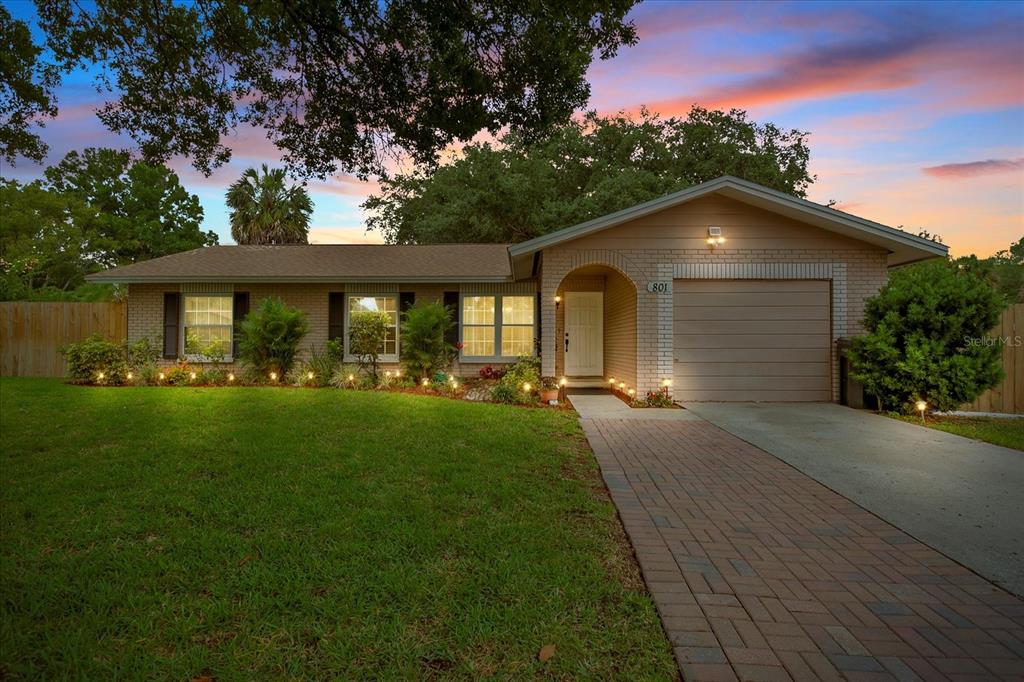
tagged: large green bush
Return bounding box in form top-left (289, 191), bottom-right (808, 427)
top-left (349, 311), bottom-right (391, 381)
top-left (237, 297), bottom-right (309, 377)
top-left (61, 334), bottom-right (129, 384)
top-left (849, 260), bottom-right (1005, 413)
top-left (400, 301), bottom-right (454, 380)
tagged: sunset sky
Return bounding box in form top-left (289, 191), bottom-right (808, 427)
top-left (4, 0), bottom-right (1023, 257)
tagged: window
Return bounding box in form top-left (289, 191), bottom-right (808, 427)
top-left (183, 294), bottom-right (233, 358)
top-left (461, 294), bottom-right (535, 359)
top-left (346, 295), bottom-right (399, 359)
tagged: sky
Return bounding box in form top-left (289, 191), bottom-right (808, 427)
top-left (3, 0), bottom-right (1023, 258)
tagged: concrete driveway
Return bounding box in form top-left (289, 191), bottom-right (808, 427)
top-left (682, 402), bottom-right (1024, 597)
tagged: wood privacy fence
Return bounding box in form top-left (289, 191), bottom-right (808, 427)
top-left (963, 303), bottom-right (1023, 414)
top-left (0, 302), bottom-right (127, 377)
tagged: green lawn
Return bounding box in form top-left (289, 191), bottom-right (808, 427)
top-left (893, 413), bottom-right (1024, 451)
top-left (0, 378), bottom-right (676, 680)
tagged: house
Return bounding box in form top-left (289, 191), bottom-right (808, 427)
top-left (87, 176), bottom-right (947, 400)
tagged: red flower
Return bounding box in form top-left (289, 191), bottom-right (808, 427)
top-left (455, 341), bottom-right (464, 350)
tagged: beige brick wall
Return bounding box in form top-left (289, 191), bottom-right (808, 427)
top-left (538, 195), bottom-right (889, 399)
top-left (127, 282), bottom-right (529, 376)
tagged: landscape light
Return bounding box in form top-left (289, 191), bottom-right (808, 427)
top-left (307, 371), bottom-right (315, 380)
top-left (190, 372), bottom-right (197, 380)
top-left (269, 371), bottom-right (278, 381)
top-left (385, 370), bottom-right (392, 378)
top-left (559, 377), bottom-right (567, 386)
top-left (422, 377), bottom-right (430, 386)
top-left (126, 372), bottom-right (133, 380)
top-left (395, 370), bottom-right (401, 377)
top-left (452, 382), bottom-right (459, 390)
top-left (227, 373), bottom-right (235, 382)
top-left (618, 382), bottom-right (626, 391)
top-left (348, 374), bottom-right (355, 382)
top-left (662, 378), bottom-right (672, 388)
top-left (158, 372), bottom-right (165, 381)
top-left (97, 371), bottom-right (105, 380)
top-left (628, 388), bottom-right (635, 397)
top-left (608, 377), bottom-right (615, 385)
top-left (522, 382), bottom-right (531, 392)
top-left (916, 399), bottom-right (927, 423)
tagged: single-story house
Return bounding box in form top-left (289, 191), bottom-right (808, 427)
top-left (88, 176), bottom-right (947, 400)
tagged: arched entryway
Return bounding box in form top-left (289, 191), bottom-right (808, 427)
top-left (553, 264), bottom-right (638, 390)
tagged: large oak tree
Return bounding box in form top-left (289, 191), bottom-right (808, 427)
top-left (26, 0), bottom-right (639, 177)
top-left (364, 107), bottom-right (816, 244)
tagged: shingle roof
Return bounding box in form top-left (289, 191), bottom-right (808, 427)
top-left (86, 244), bottom-right (514, 283)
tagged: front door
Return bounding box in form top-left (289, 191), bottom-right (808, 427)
top-left (565, 291), bottom-right (603, 376)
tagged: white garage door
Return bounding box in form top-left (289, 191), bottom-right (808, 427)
top-left (673, 280), bottom-right (831, 401)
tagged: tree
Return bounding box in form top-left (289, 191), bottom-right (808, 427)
top-left (400, 301), bottom-right (454, 380)
top-left (364, 107), bottom-right (814, 244)
top-left (0, 5), bottom-right (59, 163)
top-left (30, 0), bottom-right (638, 177)
top-left (349, 311), bottom-right (391, 382)
top-left (44, 148), bottom-right (217, 267)
top-left (848, 260), bottom-right (1005, 414)
top-left (226, 166), bottom-right (313, 245)
top-left (955, 238), bottom-right (1024, 304)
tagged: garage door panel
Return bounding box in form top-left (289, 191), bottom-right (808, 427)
top-left (676, 375), bottom-right (830, 391)
top-left (674, 334), bottom-right (831, 349)
top-left (675, 319), bottom-right (830, 335)
top-left (675, 348), bottom-right (830, 363)
top-left (677, 291), bottom-right (828, 307)
top-left (675, 362), bottom-right (830, 377)
top-left (677, 306), bottom-right (829, 321)
top-left (674, 279), bottom-right (830, 402)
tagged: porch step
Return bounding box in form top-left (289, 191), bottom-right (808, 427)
top-left (564, 376), bottom-right (608, 389)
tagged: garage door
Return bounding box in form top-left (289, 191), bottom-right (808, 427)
top-left (673, 280), bottom-right (831, 401)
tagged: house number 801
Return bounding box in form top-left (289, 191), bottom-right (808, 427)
top-left (646, 281), bottom-right (671, 293)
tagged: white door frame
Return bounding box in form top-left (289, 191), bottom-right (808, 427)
top-left (564, 291), bottom-right (604, 376)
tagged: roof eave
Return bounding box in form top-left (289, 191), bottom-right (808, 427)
top-left (85, 274), bottom-right (517, 284)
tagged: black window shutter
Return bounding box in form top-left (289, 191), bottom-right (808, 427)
top-left (328, 292), bottom-right (345, 341)
top-left (163, 292), bottom-right (180, 359)
top-left (232, 292), bottom-right (249, 357)
top-left (443, 291), bottom-right (459, 347)
top-left (399, 291), bottom-right (416, 314)
top-left (536, 291), bottom-right (542, 356)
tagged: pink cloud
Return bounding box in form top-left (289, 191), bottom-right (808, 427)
top-left (923, 158), bottom-right (1024, 179)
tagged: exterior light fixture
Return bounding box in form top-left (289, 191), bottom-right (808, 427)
top-left (97, 371), bottom-right (105, 381)
top-left (126, 372), bottom-right (133, 380)
top-left (707, 225), bottom-right (725, 247)
top-left (662, 378), bottom-right (672, 388)
top-left (916, 399), bottom-right (927, 423)
top-left (554, 295), bottom-right (562, 308)
top-left (559, 377), bottom-right (567, 387)
top-left (522, 382), bottom-right (532, 392)
top-left (189, 372), bottom-right (197, 381)
top-left (395, 370), bottom-right (401, 377)
top-left (269, 371), bottom-right (278, 381)
top-left (422, 377), bottom-right (430, 386)
top-left (385, 370), bottom-right (392, 378)
top-left (608, 377), bottom-right (616, 385)
top-left (227, 373), bottom-right (235, 382)
top-left (618, 382), bottom-right (626, 391)
top-left (452, 382), bottom-right (459, 390)
top-left (628, 388), bottom-right (635, 397)
top-left (307, 371), bottom-right (315, 380)
top-left (158, 372), bottom-right (165, 381)
top-left (348, 374), bottom-right (355, 382)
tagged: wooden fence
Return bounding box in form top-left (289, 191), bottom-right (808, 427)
top-left (0, 302), bottom-right (127, 377)
top-left (962, 303), bottom-right (1023, 414)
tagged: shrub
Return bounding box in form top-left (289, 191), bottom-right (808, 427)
top-left (636, 390), bottom-right (674, 408)
top-left (349, 310), bottom-right (391, 381)
top-left (489, 382), bottom-right (519, 404)
top-left (479, 364), bottom-right (505, 379)
top-left (499, 355), bottom-right (540, 394)
top-left (295, 345), bottom-right (338, 387)
top-left (329, 364), bottom-right (362, 389)
top-left (849, 260), bottom-right (1005, 413)
top-left (62, 334), bottom-right (129, 384)
top-left (400, 301), bottom-right (454, 380)
top-left (237, 297), bottom-right (309, 377)
top-left (165, 365), bottom-right (196, 386)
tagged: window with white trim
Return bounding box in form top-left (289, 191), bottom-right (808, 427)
top-left (183, 294), bottom-right (233, 359)
top-left (345, 294), bottom-right (399, 359)
top-left (461, 294), bottom-right (535, 359)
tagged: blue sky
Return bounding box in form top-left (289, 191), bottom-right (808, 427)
top-left (4, 0), bottom-right (1023, 256)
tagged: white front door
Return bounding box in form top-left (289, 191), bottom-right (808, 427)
top-left (565, 291), bottom-right (603, 376)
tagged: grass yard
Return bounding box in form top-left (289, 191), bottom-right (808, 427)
top-left (893, 413), bottom-right (1024, 451)
top-left (0, 378), bottom-right (676, 680)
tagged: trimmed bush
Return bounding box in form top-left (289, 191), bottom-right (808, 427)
top-left (849, 260), bottom-right (1005, 413)
top-left (400, 301), bottom-right (454, 380)
top-left (329, 364), bottom-right (362, 389)
top-left (62, 334), bottom-right (129, 384)
top-left (237, 297), bottom-right (309, 377)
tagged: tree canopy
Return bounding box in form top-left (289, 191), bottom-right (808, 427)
top-left (227, 165), bottom-right (313, 245)
top-left (364, 107), bottom-right (815, 244)
top-left (0, 4), bottom-right (59, 164)
top-left (955, 237), bottom-right (1024, 304)
top-left (25, 0), bottom-right (639, 178)
top-left (0, 148), bottom-right (215, 300)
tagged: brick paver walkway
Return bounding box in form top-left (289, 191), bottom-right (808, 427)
top-left (582, 418), bottom-right (1024, 681)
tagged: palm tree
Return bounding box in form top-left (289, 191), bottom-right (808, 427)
top-left (226, 165), bottom-right (313, 244)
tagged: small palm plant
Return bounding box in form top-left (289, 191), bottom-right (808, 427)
top-left (226, 165), bottom-right (313, 245)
